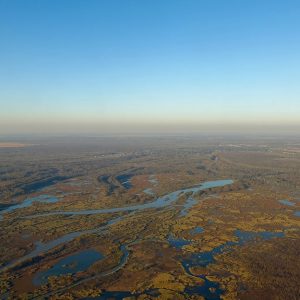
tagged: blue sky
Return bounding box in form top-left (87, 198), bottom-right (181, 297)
top-left (1, 0), bottom-right (300, 134)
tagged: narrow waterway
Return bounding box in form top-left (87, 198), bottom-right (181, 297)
top-left (182, 230), bottom-right (285, 299)
top-left (0, 195), bottom-right (60, 220)
top-left (0, 180), bottom-right (233, 273)
top-left (26, 180), bottom-right (234, 218)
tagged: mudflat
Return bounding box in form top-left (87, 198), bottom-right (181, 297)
top-left (0, 142), bottom-right (27, 148)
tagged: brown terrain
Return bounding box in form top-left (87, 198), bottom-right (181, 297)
top-left (0, 136), bottom-right (299, 299)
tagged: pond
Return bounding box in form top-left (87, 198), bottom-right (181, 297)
top-left (167, 235), bottom-right (191, 249)
top-left (116, 174), bottom-right (133, 189)
top-left (190, 226), bottom-right (204, 235)
top-left (278, 199), bottom-right (295, 206)
top-left (33, 249), bottom-right (104, 286)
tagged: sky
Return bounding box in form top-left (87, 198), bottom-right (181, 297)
top-left (0, 0), bottom-right (300, 135)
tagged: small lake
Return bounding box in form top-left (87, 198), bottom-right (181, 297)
top-left (168, 235), bottom-right (191, 249)
top-left (278, 199), bottom-right (295, 206)
top-left (33, 249), bottom-right (104, 286)
top-left (116, 174), bottom-right (133, 189)
top-left (190, 226), bottom-right (204, 235)
top-left (21, 176), bottom-right (68, 195)
top-left (168, 227), bottom-right (204, 249)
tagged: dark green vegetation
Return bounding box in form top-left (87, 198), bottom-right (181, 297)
top-left (0, 136), bottom-right (299, 300)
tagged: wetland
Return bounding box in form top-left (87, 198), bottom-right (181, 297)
top-left (0, 136), bottom-right (299, 299)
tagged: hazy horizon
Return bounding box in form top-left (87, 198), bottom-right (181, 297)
top-left (1, 122), bottom-right (300, 138)
top-left (1, 0), bottom-right (300, 135)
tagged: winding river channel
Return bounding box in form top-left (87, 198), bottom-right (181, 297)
top-left (25, 179), bottom-right (234, 218)
top-left (0, 180), bottom-right (232, 273)
top-left (0, 178), bottom-right (289, 299)
top-left (0, 194), bottom-right (60, 220)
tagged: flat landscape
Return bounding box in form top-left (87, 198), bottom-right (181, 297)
top-left (0, 136), bottom-right (299, 300)
top-left (2, 1), bottom-right (300, 299)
